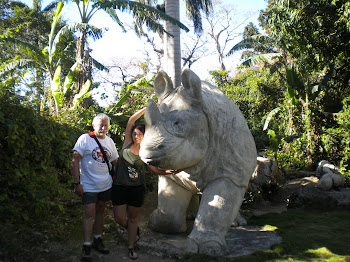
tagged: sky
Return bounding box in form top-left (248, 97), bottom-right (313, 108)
top-left (21, 0), bottom-right (268, 106)
top-left (87, 0), bottom-right (268, 78)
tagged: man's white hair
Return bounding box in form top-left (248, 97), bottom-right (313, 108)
top-left (92, 113), bottom-right (110, 126)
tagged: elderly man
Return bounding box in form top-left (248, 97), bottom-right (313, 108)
top-left (72, 113), bottom-right (118, 262)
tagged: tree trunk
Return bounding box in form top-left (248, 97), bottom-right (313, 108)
top-left (76, 31), bottom-right (86, 94)
top-left (304, 92), bottom-right (313, 167)
top-left (165, 0), bottom-right (181, 88)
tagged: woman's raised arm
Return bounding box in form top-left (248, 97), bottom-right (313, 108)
top-left (123, 107), bottom-right (147, 148)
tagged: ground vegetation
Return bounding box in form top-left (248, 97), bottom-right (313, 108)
top-left (0, 0), bottom-right (350, 260)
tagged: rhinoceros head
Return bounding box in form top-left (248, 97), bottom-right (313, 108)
top-left (140, 69), bottom-right (209, 170)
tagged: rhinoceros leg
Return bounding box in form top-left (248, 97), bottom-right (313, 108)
top-left (149, 175), bottom-right (193, 233)
top-left (187, 177), bottom-right (247, 255)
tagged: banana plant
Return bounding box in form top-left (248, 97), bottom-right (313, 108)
top-left (0, 1), bottom-right (81, 115)
top-left (48, 1), bottom-right (92, 116)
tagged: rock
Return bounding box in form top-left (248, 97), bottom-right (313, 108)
top-left (317, 173), bottom-right (333, 190)
top-left (332, 173), bottom-right (345, 187)
top-left (287, 177), bottom-right (350, 209)
top-left (136, 225), bottom-right (282, 258)
top-left (317, 160), bottom-right (340, 174)
top-left (231, 212), bottom-right (247, 226)
top-left (316, 161), bottom-right (345, 190)
top-left (249, 157), bottom-right (284, 200)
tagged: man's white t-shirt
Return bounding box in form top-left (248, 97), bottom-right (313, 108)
top-left (73, 133), bottom-right (119, 192)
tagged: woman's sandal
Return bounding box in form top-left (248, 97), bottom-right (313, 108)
top-left (128, 248), bottom-right (138, 260)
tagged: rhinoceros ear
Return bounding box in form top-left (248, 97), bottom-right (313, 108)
top-left (181, 69), bottom-right (202, 103)
top-left (154, 71), bottom-right (174, 102)
top-left (144, 99), bottom-right (161, 128)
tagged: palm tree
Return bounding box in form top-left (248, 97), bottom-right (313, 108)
top-left (164, 0), bottom-right (212, 87)
top-left (61, 0), bottom-right (190, 105)
top-left (0, 0), bottom-right (75, 112)
top-left (0, 1), bottom-right (79, 115)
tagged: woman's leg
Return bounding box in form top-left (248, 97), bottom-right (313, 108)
top-left (127, 205), bottom-right (141, 259)
top-left (113, 204), bottom-right (128, 228)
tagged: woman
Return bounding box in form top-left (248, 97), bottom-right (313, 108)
top-left (112, 108), bottom-right (173, 260)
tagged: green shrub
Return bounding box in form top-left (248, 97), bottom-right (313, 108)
top-left (215, 68), bottom-right (284, 151)
top-left (0, 92), bottom-right (82, 223)
top-left (0, 92), bottom-right (86, 260)
top-left (323, 96), bottom-right (350, 186)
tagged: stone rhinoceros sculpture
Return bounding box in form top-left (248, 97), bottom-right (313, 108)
top-left (139, 69), bottom-right (257, 255)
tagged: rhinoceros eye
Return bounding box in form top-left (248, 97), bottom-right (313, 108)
top-left (163, 112), bottom-right (190, 137)
top-left (171, 118), bottom-right (186, 135)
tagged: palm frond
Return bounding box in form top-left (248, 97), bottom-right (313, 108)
top-left (51, 26), bottom-right (76, 61)
top-left (56, 22), bottom-right (105, 41)
top-left (108, 91), bottom-right (131, 114)
top-left (96, 0), bottom-right (189, 33)
top-left (105, 8), bottom-right (126, 32)
top-left (227, 38), bottom-right (258, 55)
top-left (7, 0), bottom-right (28, 9)
top-left (184, 0), bottom-right (213, 33)
top-left (84, 23), bottom-right (105, 40)
top-left (227, 34), bottom-right (277, 56)
top-left (241, 53), bottom-right (281, 67)
top-left (250, 34), bottom-right (273, 42)
top-left (92, 58), bottom-right (108, 72)
top-left (0, 36), bottom-right (42, 55)
top-left (42, 0), bottom-right (62, 12)
top-left (0, 59), bottom-right (35, 76)
top-left (0, 36), bottom-right (48, 66)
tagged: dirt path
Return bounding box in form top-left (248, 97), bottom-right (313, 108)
top-left (46, 186), bottom-right (288, 262)
top-left (48, 191), bottom-right (178, 262)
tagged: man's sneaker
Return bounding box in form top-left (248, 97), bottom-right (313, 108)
top-left (81, 245), bottom-right (91, 262)
top-left (92, 237), bottom-right (109, 254)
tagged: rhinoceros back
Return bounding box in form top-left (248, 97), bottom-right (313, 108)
top-left (193, 81), bottom-right (257, 189)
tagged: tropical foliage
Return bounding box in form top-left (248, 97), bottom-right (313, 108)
top-left (1, 0), bottom-right (350, 259)
top-left (225, 0), bottom-right (350, 176)
top-left (0, 0), bottom-right (76, 113)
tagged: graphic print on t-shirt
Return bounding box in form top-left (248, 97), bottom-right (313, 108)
top-left (91, 146), bottom-right (111, 163)
top-left (127, 165), bottom-right (139, 180)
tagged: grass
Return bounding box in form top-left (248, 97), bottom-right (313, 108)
top-left (181, 209), bottom-right (350, 262)
top-left (0, 201), bottom-right (84, 262)
top-left (248, 209), bottom-right (350, 258)
top-left (2, 204), bottom-right (350, 262)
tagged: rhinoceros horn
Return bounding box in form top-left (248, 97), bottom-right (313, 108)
top-left (144, 99), bottom-right (161, 128)
top-left (154, 71), bottom-right (174, 102)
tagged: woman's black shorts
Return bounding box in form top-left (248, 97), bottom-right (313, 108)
top-left (112, 184), bottom-right (145, 207)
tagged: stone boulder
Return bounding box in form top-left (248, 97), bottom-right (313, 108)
top-left (248, 156), bottom-right (284, 201)
top-left (287, 176), bottom-right (350, 209)
top-left (316, 161), bottom-right (345, 190)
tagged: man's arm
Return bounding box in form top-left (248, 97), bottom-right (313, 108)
top-left (71, 151), bottom-right (83, 196)
top-left (111, 159), bottom-right (118, 166)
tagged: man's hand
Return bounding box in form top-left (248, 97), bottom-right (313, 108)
top-left (74, 184), bottom-right (84, 196)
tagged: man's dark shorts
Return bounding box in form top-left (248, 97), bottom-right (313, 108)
top-left (82, 188), bottom-right (112, 205)
top-left (112, 185), bottom-right (145, 207)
